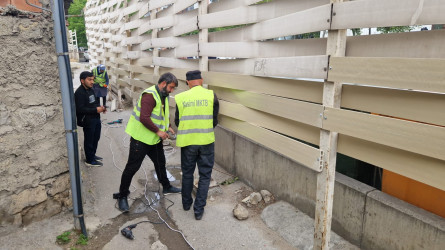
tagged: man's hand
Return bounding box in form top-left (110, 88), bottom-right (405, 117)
top-left (168, 127), bottom-right (175, 135)
top-left (97, 106), bottom-right (106, 113)
top-left (156, 130), bottom-right (169, 140)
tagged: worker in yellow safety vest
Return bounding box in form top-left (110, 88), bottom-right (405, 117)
top-left (114, 72), bottom-right (181, 213)
top-left (92, 64), bottom-right (109, 107)
top-left (174, 70), bottom-right (219, 220)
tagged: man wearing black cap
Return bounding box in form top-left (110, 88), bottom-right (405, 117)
top-left (174, 70), bottom-right (219, 220)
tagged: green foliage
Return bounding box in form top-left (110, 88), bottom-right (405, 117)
top-left (56, 231), bottom-right (72, 244)
top-left (377, 26), bottom-right (413, 34)
top-left (76, 234), bottom-right (89, 245)
top-left (255, 0), bottom-right (272, 4)
top-left (67, 0), bottom-right (88, 48)
top-left (351, 28), bottom-right (361, 36)
top-left (221, 177), bottom-right (239, 185)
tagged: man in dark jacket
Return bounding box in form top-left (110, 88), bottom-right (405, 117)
top-left (75, 71), bottom-right (107, 167)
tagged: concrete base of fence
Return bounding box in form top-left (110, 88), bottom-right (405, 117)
top-left (215, 126), bottom-right (445, 250)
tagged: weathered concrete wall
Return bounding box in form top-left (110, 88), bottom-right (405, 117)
top-left (0, 7), bottom-right (71, 235)
top-left (215, 126), bottom-right (445, 250)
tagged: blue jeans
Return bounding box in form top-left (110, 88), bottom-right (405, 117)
top-left (181, 143), bottom-right (214, 215)
top-left (83, 118), bottom-right (101, 163)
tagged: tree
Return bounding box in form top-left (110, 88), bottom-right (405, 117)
top-left (376, 26), bottom-right (413, 33)
top-left (67, 0), bottom-right (88, 48)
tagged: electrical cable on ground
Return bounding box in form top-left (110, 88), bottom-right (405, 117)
top-left (101, 119), bottom-right (195, 249)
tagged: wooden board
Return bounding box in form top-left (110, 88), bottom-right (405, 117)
top-left (323, 107), bottom-right (445, 161)
top-left (341, 85), bottom-right (445, 127)
top-left (338, 134), bottom-right (445, 191)
top-left (328, 57), bottom-right (445, 94)
top-left (332, 0), bottom-right (445, 29)
top-left (346, 29), bottom-right (445, 59)
top-left (219, 100), bottom-right (320, 146)
top-left (212, 86), bottom-right (323, 127)
top-left (219, 115), bottom-right (321, 172)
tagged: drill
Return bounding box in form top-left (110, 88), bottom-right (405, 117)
top-left (121, 224), bottom-right (137, 240)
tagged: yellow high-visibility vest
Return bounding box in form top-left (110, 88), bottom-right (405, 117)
top-left (125, 85), bottom-right (169, 145)
top-left (175, 86), bottom-right (214, 147)
top-left (93, 67), bottom-right (107, 87)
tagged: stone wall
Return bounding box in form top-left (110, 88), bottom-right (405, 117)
top-left (0, 6), bottom-right (71, 235)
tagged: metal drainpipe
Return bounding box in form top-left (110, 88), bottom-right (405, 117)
top-left (50, 0), bottom-right (88, 236)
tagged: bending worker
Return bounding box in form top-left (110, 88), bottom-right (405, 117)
top-left (174, 70), bottom-right (219, 220)
top-left (115, 72), bottom-right (181, 213)
top-left (92, 64), bottom-right (109, 107)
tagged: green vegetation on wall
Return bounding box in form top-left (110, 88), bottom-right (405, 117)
top-left (67, 0), bottom-right (88, 48)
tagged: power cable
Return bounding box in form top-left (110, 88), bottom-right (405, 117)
top-left (101, 119), bottom-right (194, 249)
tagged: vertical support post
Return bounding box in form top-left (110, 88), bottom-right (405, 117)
top-left (198, 0), bottom-right (209, 73)
top-left (313, 1), bottom-right (346, 249)
top-left (151, 8), bottom-right (159, 76)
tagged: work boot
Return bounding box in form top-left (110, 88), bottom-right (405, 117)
top-left (163, 186), bottom-right (181, 195)
top-left (118, 196), bottom-right (129, 213)
top-left (195, 210), bottom-right (204, 220)
top-left (85, 160), bottom-right (103, 167)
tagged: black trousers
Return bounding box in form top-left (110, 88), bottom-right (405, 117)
top-left (119, 138), bottom-right (171, 196)
top-left (83, 118), bottom-right (101, 163)
top-left (181, 143), bottom-right (214, 215)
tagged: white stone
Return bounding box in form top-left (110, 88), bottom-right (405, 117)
top-left (249, 192), bottom-right (262, 205)
top-left (233, 204), bottom-right (249, 220)
top-left (260, 190), bottom-right (273, 203)
top-left (151, 240), bottom-right (167, 250)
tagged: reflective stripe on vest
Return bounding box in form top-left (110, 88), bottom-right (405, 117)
top-left (175, 86), bottom-right (214, 147)
top-left (125, 85), bottom-right (169, 145)
top-left (93, 67), bottom-right (107, 87)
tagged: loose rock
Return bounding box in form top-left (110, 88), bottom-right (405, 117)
top-left (249, 192), bottom-right (262, 205)
top-left (233, 203), bottom-right (249, 220)
top-left (260, 190), bottom-right (273, 203)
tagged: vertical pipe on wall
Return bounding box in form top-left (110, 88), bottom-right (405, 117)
top-left (50, 0), bottom-right (88, 237)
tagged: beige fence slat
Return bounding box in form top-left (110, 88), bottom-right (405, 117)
top-left (213, 86), bottom-right (323, 127)
top-left (135, 57), bottom-right (153, 66)
top-left (175, 44), bottom-right (199, 58)
top-left (323, 107), bottom-right (445, 161)
top-left (332, 0), bottom-right (445, 29)
top-left (174, 0), bottom-right (197, 14)
top-left (342, 85), bottom-right (445, 127)
top-left (253, 55), bottom-right (328, 79)
top-left (138, 2), bottom-right (149, 18)
top-left (338, 135), bottom-right (445, 192)
top-left (153, 57), bottom-right (198, 69)
top-left (149, 0), bottom-right (175, 11)
top-left (129, 78), bottom-right (149, 89)
top-left (199, 6), bottom-right (258, 29)
top-left (219, 100), bottom-right (320, 146)
top-left (328, 57), bottom-right (445, 94)
top-left (347, 29), bottom-right (445, 59)
top-left (208, 0), bottom-right (247, 14)
top-left (202, 71), bottom-right (323, 103)
top-left (252, 4), bottom-right (331, 40)
top-left (128, 65), bottom-right (150, 74)
top-left (114, 67), bottom-right (130, 77)
top-left (150, 15), bottom-right (175, 30)
top-left (173, 16), bottom-right (198, 36)
top-left (151, 37), bottom-right (178, 48)
top-left (201, 40), bottom-right (326, 58)
top-left (220, 115), bottom-right (321, 172)
top-left (200, 42), bottom-right (257, 58)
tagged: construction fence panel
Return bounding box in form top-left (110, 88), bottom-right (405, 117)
top-left (84, 0), bottom-right (445, 196)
